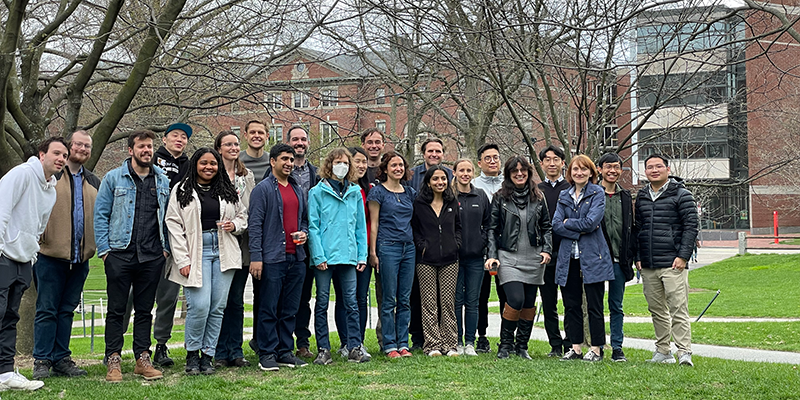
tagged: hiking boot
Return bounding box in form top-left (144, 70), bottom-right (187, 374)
top-left (185, 351), bottom-right (200, 375)
top-left (560, 349), bottom-right (582, 361)
top-left (347, 347), bottom-right (365, 363)
top-left (106, 353), bottom-right (123, 383)
top-left (359, 345), bottom-right (372, 362)
top-left (277, 353), bottom-right (308, 368)
top-left (337, 345), bottom-right (349, 358)
top-left (547, 347), bottom-right (563, 358)
top-left (259, 354), bottom-right (279, 371)
top-left (214, 359), bottom-right (229, 368)
top-left (647, 351), bottom-right (676, 364)
top-left (232, 357), bottom-right (250, 367)
top-left (583, 350), bottom-right (603, 362)
top-left (295, 347), bottom-right (313, 359)
top-left (153, 344), bottom-right (174, 367)
top-left (0, 369), bottom-right (44, 391)
top-left (612, 348), bottom-right (627, 362)
top-left (199, 353), bottom-right (215, 375)
top-left (134, 351), bottom-right (163, 380)
top-left (476, 336), bottom-right (491, 353)
top-left (678, 352), bottom-right (694, 367)
top-left (313, 349), bottom-right (333, 365)
top-left (32, 360), bottom-right (51, 380)
top-left (52, 357), bottom-right (87, 377)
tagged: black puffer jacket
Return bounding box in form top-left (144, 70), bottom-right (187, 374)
top-left (487, 194), bottom-right (553, 260)
top-left (635, 178), bottom-right (698, 269)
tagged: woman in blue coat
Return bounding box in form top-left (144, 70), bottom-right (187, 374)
top-left (553, 155), bottom-right (614, 362)
top-left (307, 148), bottom-right (368, 364)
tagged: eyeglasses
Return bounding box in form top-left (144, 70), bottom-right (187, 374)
top-left (72, 142), bottom-right (92, 149)
top-left (483, 155), bottom-right (500, 163)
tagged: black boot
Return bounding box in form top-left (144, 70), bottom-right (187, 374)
top-left (515, 319), bottom-right (534, 360)
top-left (185, 351), bottom-right (200, 375)
top-left (497, 318), bottom-right (518, 359)
top-left (199, 352), bottom-right (215, 375)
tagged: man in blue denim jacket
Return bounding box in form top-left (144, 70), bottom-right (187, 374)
top-left (249, 143), bottom-right (309, 371)
top-left (94, 130), bottom-right (170, 382)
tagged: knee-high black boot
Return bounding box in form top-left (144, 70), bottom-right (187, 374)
top-left (515, 319), bottom-right (534, 359)
top-left (497, 318), bottom-right (518, 359)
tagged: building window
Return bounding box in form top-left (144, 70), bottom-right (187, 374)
top-left (231, 126), bottom-right (241, 136)
top-left (321, 88), bottom-right (338, 107)
top-left (293, 92), bottom-right (310, 108)
top-left (266, 92), bottom-right (283, 109)
top-left (269, 125), bottom-right (283, 144)
top-left (375, 120), bottom-right (386, 133)
top-left (376, 88), bottom-right (386, 105)
top-left (320, 122), bottom-right (339, 146)
top-left (603, 125), bottom-right (618, 148)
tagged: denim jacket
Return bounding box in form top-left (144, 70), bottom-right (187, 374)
top-left (94, 160), bottom-right (171, 258)
top-left (248, 173), bottom-right (308, 263)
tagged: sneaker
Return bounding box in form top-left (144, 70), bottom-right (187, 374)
top-left (278, 353), bottom-right (308, 368)
top-left (678, 352), bottom-right (694, 367)
top-left (185, 351), bottom-right (201, 375)
top-left (409, 342), bottom-right (423, 352)
top-left (647, 351), bottom-right (676, 364)
top-left (582, 350), bottom-right (603, 362)
top-left (0, 369), bottom-right (44, 391)
top-left (427, 350), bottom-right (442, 357)
top-left (399, 349), bottom-right (413, 357)
top-left (52, 357), bottom-right (87, 377)
top-left (386, 350), bottom-right (401, 359)
top-left (464, 344), bottom-right (478, 356)
top-left (547, 347), bottom-right (563, 358)
top-left (295, 347), bottom-right (314, 359)
top-left (456, 345), bottom-right (465, 355)
top-left (611, 348), bottom-right (627, 362)
top-left (199, 353), bottom-right (215, 375)
top-left (337, 345), bottom-right (349, 358)
top-left (446, 349), bottom-right (460, 357)
top-left (559, 349), bottom-right (582, 361)
top-left (259, 354), bottom-right (279, 371)
top-left (313, 349), bottom-right (333, 365)
top-left (232, 357), bottom-right (251, 367)
top-left (347, 347), bottom-right (365, 363)
top-left (134, 351), bottom-right (163, 380)
top-left (153, 343), bottom-right (174, 367)
top-left (359, 345), bottom-right (372, 362)
top-left (475, 337), bottom-right (491, 353)
top-left (32, 360), bottom-right (50, 380)
top-left (105, 353), bottom-right (123, 382)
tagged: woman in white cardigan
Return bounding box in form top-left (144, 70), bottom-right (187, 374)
top-left (166, 148), bottom-right (247, 375)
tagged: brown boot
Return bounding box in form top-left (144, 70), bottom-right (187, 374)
top-left (106, 353), bottom-right (123, 383)
top-left (134, 351), bottom-right (163, 380)
top-left (296, 347), bottom-right (314, 358)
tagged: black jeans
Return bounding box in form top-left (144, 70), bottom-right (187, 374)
top-left (294, 257), bottom-right (314, 349)
top-left (562, 259), bottom-right (606, 347)
top-left (540, 261), bottom-right (571, 349)
top-left (477, 272), bottom-right (506, 336)
top-left (104, 252), bottom-right (163, 358)
top-left (215, 267), bottom-right (250, 360)
top-left (0, 255), bottom-right (32, 373)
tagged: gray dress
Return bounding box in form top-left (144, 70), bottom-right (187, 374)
top-left (497, 205), bottom-right (544, 285)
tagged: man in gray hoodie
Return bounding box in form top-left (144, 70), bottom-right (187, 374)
top-left (0, 137), bottom-right (68, 391)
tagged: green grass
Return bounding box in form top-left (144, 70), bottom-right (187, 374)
top-left (13, 336), bottom-right (800, 400)
top-left (619, 322), bottom-right (800, 353)
top-left (779, 238), bottom-right (800, 245)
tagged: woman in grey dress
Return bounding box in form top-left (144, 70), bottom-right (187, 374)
top-left (485, 156), bottom-right (553, 359)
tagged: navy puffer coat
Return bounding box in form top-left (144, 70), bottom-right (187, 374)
top-left (635, 178), bottom-right (698, 269)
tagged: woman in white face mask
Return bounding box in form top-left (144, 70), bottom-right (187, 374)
top-left (306, 148), bottom-right (369, 364)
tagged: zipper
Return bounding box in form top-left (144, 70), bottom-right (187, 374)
top-left (439, 224), bottom-right (443, 256)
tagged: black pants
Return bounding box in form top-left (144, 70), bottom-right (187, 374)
top-left (294, 256), bottom-right (314, 349)
top-left (502, 281), bottom-right (537, 311)
top-left (0, 255), bottom-right (32, 373)
top-left (562, 259), bottom-right (605, 347)
top-left (409, 269), bottom-right (424, 346)
top-left (540, 261), bottom-right (571, 349)
top-left (104, 253), bottom-right (163, 358)
top-left (477, 272), bottom-right (506, 336)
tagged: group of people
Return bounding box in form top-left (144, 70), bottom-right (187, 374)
top-left (0, 122), bottom-right (699, 391)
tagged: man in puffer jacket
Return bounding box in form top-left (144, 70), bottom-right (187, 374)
top-left (635, 154), bottom-right (698, 367)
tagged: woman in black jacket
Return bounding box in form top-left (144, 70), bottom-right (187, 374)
top-left (485, 156), bottom-right (553, 359)
top-left (411, 166), bottom-right (462, 357)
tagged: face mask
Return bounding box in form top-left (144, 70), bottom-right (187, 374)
top-left (332, 163), bottom-right (349, 180)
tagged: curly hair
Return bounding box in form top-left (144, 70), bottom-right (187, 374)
top-left (319, 147), bottom-right (359, 183)
top-left (376, 151), bottom-right (412, 182)
top-left (176, 148), bottom-right (240, 208)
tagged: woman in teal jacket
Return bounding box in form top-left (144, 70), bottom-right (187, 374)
top-left (308, 148), bottom-right (369, 364)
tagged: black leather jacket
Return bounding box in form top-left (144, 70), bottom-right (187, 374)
top-left (487, 195), bottom-right (553, 260)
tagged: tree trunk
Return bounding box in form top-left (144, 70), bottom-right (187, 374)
top-left (16, 284), bottom-right (37, 355)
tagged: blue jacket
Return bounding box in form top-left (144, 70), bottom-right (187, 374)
top-left (94, 160), bottom-right (171, 258)
top-left (307, 179), bottom-right (368, 267)
top-left (248, 173), bottom-right (308, 263)
top-left (552, 183), bottom-right (614, 285)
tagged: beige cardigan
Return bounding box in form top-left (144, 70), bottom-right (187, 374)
top-left (165, 186), bottom-right (248, 287)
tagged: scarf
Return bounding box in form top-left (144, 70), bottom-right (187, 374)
top-left (511, 184), bottom-right (530, 209)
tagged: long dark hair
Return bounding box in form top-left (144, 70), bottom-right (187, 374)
top-left (348, 146), bottom-right (371, 194)
top-left (214, 130), bottom-right (248, 177)
top-left (176, 148), bottom-right (240, 208)
top-left (377, 151), bottom-right (412, 182)
top-left (417, 165), bottom-right (455, 203)
top-left (498, 156), bottom-right (542, 202)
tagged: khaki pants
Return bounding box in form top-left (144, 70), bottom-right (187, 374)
top-left (641, 267), bottom-right (692, 355)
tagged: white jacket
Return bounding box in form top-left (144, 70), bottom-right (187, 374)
top-left (165, 186), bottom-right (247, 287)
top-left (0, 157), bottom-right (57, 263)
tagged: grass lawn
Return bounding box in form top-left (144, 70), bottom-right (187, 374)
top-left (779, 238), bottom-right (800, 245)
top-left (12, 336), bottom-right (800, 400)
top-left (618, 322), bottom-right (800, 353)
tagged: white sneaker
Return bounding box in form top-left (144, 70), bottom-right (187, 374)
top-left (464, 344), bottom-right (478, 356)
top-left (446, 349), bottom-right (460, 357)
top-left (427, 350), bottom-right (442, 357)
top-left (678, 352), bottom-right (694, 367)
top-left (0, 369), bottom-right (44, 391)
top-left (360, 345), bottom-right (372, 362)
top-left (647, 351), bottom-right (676, 364)
top-left (456, 345), bottom-right (465, 355)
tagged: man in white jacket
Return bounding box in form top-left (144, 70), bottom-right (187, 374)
top-left (0, 137), bottom-right (68, 391)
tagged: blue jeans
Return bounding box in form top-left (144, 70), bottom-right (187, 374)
top-left (184, 231), bottom-right (235, 356)
top-left (257, 253), bottom-right (305, 357)
top-left (377, 240), bottom-right (415, 353)
top-left (455, 256), bottom-right (484, 346)
top-left (315, 265), bottom-right (360, 350)
top-left (333, 264), bottom-right (372, 347)
top-left (215, 266), bottom-right (249, 360)
top-left (608, 262), bottom-right (626, 350)
top-left (33, 255), bottom-right (88, 362)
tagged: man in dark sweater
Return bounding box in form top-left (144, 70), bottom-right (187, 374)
top-left (536, 145), bottom-right (571, 357)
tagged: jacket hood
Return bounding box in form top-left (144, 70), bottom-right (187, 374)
top-left (317, 179), bottom-right (360, 198)
top-left (27, 156), bottom-right (57, 190)
top-left (155, 146), bottom-right (188, 163)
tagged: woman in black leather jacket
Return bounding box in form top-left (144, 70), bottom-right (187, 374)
top-left (485, 156), bottom-right (553, 359)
